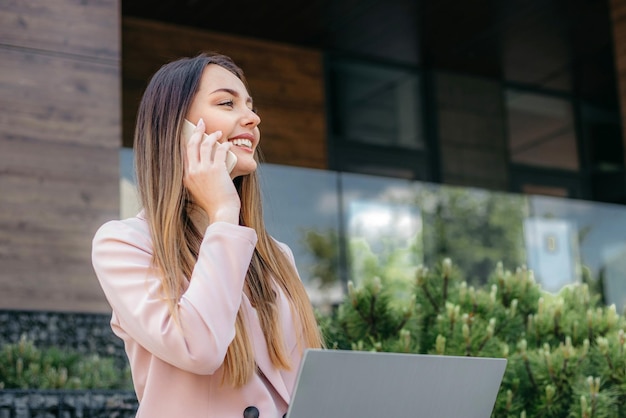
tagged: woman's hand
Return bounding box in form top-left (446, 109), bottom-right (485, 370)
top-left (183, 118), bottom-right (241, 225)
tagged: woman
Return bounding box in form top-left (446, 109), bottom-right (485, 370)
top-left (92, 53), bottom-right (324, 418)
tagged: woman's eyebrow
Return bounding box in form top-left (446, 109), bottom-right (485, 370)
top-left (209, 88), bottom-right (254, 105)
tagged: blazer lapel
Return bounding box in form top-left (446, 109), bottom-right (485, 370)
top-left (242, 295), bottom-right (291, 404)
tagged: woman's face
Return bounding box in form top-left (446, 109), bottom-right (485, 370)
top-left (186, 64), bottom-right (261, 178)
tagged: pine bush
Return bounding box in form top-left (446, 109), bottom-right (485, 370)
top-left (320, 259), bottom-right (626, 418)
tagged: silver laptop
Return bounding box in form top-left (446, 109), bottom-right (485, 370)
top-left (286, 349), bottom-right (507, 418)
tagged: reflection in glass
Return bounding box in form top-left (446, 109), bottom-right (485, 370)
top-left (120, 148), bottom-right (140, 219)
top-left (119, 153), bottom-right (626, 311)
top-left (523, 218), bottom-right (580, 293)
top-left (347, 200), bottom-right (422, 297)
top-left (260, 164), bottom-right (343, 309)
top-left (331, 59), bottom-right (424, 150)
top-left (414, 184), bottom-right (528, 285)
top-left (348, 201), bottom-right (421, 252)
top-left (529, 196), bottom-right (626, 309)
top-left (506, 90), bottom-right (578, 170)
top-left (340, 173), bottom-right (421, 296)
top-left (604, 249), bottom-right (626, 312)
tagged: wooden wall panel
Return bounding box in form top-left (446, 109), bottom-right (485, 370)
top-left (0, 0), bottom-right (119, 61)
top-left (0, 0), bottom-right (120, 312)
top-left (122, 17), bottom-right (327, 169)
top-left (0, 49), bottom-right (120, 148)
top-left (610, 0), bottom-right (626, 164)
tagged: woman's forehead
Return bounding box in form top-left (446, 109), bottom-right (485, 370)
top-left (199, 64), bottom-right (249, 95)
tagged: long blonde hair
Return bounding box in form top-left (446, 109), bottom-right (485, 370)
top-left (134, 52), bottom-right (323, 386)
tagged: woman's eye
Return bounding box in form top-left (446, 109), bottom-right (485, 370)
top-left (219, 100), bottom-right (234, 107)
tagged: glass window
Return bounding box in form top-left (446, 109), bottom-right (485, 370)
top-left (260, 164), bottom-right (343, 309)
top-left (506, 90), bottom-right (578, 170)
top-left (120, 152), bottom-right (626, 311)
top-left (523, 217), bottom-right (580, 293)
top-left (340, 172), bottom-right (422, 297)
top-left (120, 147), bottom-right (140, 219)
top-left (330, 58), bottom-right (424, 150)
top-left (529, 195), bottom-right (626, 309)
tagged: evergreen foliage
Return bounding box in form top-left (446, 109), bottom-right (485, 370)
top-left (320, 259), bottom-right (626, 418)
top-left (0, 334), bottom-right (132, 390)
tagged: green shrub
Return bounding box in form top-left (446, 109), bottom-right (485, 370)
top-left (0, 335), bottom-right (132, 390)
top-left (320, 259), bottom-right (626, 418)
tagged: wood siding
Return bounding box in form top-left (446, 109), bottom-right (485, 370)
top-left (122, 17), bottom-right (327, 169)
top-left (611, 0), bottom-right (626, 165)
top-left (0, 0), bottom-right (121, 312)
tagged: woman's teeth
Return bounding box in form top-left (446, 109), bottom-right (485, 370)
top-left (231, 138), bottom-right (252, 148)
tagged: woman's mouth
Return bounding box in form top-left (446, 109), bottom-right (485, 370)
top-left (230, 138), bottom-right (252, 149)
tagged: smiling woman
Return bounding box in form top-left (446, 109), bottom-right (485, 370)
top-left (91, 52), bottom-right (324, 418)
top-left (186, 64), bottom-right (261, 180)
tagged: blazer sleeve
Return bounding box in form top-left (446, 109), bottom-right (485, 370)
top-left (91, 219), bottom-right (257, 375)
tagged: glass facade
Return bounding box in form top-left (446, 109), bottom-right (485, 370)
top-left (330, 59), bottom-right (425, 150)
top-left (121, 154), bottom-right (626, 311)
top-left (328, 57), bottom-right (431, 180)
top-left (505, 90), bottom-right (579, 171)
top-left (264, 163), bottom-right (626, 311)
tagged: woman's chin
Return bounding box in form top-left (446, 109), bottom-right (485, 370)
top-left (230, 160), bottom-right (258, 179)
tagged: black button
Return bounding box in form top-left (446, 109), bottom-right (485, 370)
top-left (243, 406), bottom-right (259, 418)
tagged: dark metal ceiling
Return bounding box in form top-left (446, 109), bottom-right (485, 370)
top-left (123, 0), bottom-right (617, 105)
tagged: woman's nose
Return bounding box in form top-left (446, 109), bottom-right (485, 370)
top-left (241, 108), bottom-right (261, 127)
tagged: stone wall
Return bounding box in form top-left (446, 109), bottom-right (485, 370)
top-left (0, 390), bottom-right (137, 418)
top-left (0, 310), bottom-right (137, 417)
top-left (0, 310), bottom-right (126, 371)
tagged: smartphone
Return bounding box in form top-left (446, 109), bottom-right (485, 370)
top-left (182, 119), bottom-right (238, 174)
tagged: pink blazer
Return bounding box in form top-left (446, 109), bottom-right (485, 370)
top-left (92, 213), bottom-right (305, 418)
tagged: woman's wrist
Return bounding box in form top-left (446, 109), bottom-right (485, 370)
top-left (209, 207), bottom-right (240, 225)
